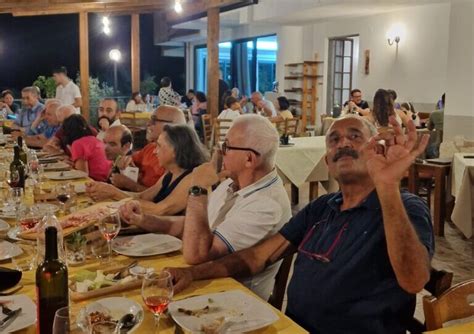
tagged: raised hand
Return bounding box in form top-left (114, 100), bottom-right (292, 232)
top-left (363, 116), bottom-right (429, 187)
top-left (191, 148), bottom-right (230, 188)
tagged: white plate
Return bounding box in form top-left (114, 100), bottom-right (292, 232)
top-left (112, 233), bottom-right (182, 257)
top-left (0, 295), bottom-right (36, 332)
top-left (168, 290), bottom-right (279, 333)
top-left (44, 170), bottom-right (88, 180)
top-left (0, 203), bottom-right (58, 220)
top-left (0, 240), bottom-right (22, 260)
top-left (0, 219), bottom-right (9, 233)
top-left (7, 227), bottom-right (22, 241)
top-left (42, 162), bottom-right (70, 171)
top-left (77, 297), bottom-right (143, 333)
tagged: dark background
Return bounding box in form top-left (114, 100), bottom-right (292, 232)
top-left (0, 13), bottom-right (185, 97)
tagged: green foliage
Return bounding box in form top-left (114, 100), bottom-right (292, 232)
top-left (66, 232), bottom-right (87, 252)
top-left (75, 74), bottom-right (114, 125)
top-left (33, 75), bottom-right (56, 98)
top-left (140, 75), bottom-right (158, 95)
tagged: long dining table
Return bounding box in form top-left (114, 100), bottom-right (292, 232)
top-left (0, 163), bottom-right (307, 333)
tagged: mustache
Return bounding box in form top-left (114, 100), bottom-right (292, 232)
top-left (333, 147), bottom-right (359, 162)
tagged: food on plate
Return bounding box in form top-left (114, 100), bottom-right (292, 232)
top-left (71, 269), bottom-right (135, 293)
top-left (61, 206), bottom-right (113, 229)
top-left (89, 310), bottom-right (112, 325)
top-left (201, 317), bottom-right (225, 334)
top-left (19, 217), bottom-right (42, 231)
top-left (177, 305), bottom-right (210, 317)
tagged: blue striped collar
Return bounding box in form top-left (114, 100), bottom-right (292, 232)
top-left (227, 169), bottom-right (279, 199)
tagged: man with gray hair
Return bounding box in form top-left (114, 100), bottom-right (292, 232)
top-left (250, 91), bottom-right (277, 117)
top-left (13, 86), bottom-right (44, 130)
top-left (119, 114), bottom-right (291, 300)
top-left (21, 99), bottom-right (61, 148)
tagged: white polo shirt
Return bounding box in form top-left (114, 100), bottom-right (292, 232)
top-left (55, 80), bottom-right (82, 114)
top-left (208, 169), bottom-right (292, 300)
top-left (97, 118), bottom-right (121, 142)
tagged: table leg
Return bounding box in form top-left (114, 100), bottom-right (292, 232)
top-left (433, 168), bottom-right (446, 236)
top-left (309, 182), bottom-right (319, 202)
top-left (291, 183), bottom-right (299, 205)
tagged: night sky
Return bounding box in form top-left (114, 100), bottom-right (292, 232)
top-left (0, 13), bottom-right (185, 97)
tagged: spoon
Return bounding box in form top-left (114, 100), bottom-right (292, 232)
top-left (115, 313), bottom-right (136, 333)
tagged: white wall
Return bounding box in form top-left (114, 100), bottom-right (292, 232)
top-left (302, 3), bottom-right (451, 114)
top-left (444, 0), bottom-right (474, 140)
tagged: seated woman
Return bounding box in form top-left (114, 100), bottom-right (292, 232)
top-left (401, 102), bottom-right (421, 128)
top-left (365, 88), bottom-right (403, 129)
top-left (62, 114), bottom-right (112, 182)
top-left (125, 92), bottom-right (147, 112)
top-left (0, 90), bottom-right (20, 116)
top-left (272, 96), bottom-right (294, 121)
top-left (86, 124), bottom-right (208, 216)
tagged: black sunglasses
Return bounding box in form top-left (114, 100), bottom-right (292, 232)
top-left (150, 116), bottom-right (173, 124)
top-left (221, 141), bottom-right (260, 156)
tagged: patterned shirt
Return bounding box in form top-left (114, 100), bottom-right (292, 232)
top-left (158, 87), bottom-right (180, 107)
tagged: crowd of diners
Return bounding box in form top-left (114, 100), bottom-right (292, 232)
top-left (1, 67), bottom-right (447, 333)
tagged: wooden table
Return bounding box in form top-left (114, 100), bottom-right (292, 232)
top-left (450, 153), bottom-right (474, 238)
top-left (424, 322), bottom-right (474, 333)
top-left (408, 162), bottom-right (451, 236)
top-left (1, 173), bottom-right (307, 333)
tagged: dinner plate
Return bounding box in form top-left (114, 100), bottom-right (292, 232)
top-left (0, 203), bottom-right (58, 220)
top-left (38, 157), bottom-right (58, 163)
top-left (42, 161), bottom-right (70, 171)
top-left (168, 290), bottom-right (279, 333)
top-left (44, 170), bottom-right (88, 180)
top-left (112, 233), bottom-right (182, 257)
top-left (0, 240), bottom-right (22, 260)
top-left (0, 219), bottom-right (9, 233)
top-left (7, 227), bottom-right (22, 241)
top-left (77, 297), bottom-right (143, 333)
top-left (0, 295), bottom-right (36, 332)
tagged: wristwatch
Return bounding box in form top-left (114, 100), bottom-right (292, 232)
top-left (188, 185), bottom-right (208, 196)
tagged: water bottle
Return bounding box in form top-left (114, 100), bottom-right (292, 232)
top-left (36, 209), bottom-right (66, 263)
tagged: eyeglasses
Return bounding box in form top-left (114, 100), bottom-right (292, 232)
top-left (221, 141), bottom-right (260, 156)
top-left (297, 219), bottom-right (349, 263)
top-left (150, 116), bottom-right (173, 124)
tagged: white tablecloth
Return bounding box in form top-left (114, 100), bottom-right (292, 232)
top-left (276, 136), bottom-right (328, 186)
top-left (451, 153), bottom-right (474, 238)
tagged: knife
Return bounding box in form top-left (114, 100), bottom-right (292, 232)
top-left (0, 307), bottom-right (22, 329)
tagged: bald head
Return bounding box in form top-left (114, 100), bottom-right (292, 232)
top-left (146, 106), bottom-right (186, 142)
top-left (44, 100), bottom-right (61, 126)
top-left (104, 125), bottom-right (133, 160)
top-left (56, 104), bottom-right (76, 123)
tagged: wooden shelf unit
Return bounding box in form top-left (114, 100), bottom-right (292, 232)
top-left (284, 60), bottom-right (324, 129)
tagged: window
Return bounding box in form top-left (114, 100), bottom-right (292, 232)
top-left (194, 34), bottom-right (277, 97)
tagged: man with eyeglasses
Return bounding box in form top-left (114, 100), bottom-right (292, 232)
top-left (162, 115), bottom-right (433, 334)
top-left (119, 114), bottom-right (291, 300)
top-left (86, 106), bottom-right (186, 198)
top-left (342, 88), bottom-right (370, 116)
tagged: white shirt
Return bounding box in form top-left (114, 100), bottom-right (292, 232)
top-left (208, 169), bottom-right (292, 300)
top-left (97, 118), bottom-right (121, 141)
top-left (55, 80), bottom-right (81, 114)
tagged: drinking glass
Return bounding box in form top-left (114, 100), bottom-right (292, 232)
top-left (52, 306), bottom-right (82, 334)
top-left (10, 243), bottom-right (36, 271)
top-left (98, 213), bottom-right (121, 262)
top-left (141, 271), bottom-right (174, 333)
top-left (55, 184), bottom-right (70, 215)
top-left (6, 170), bottom-right (21, 188)
top-left (89, 233), bottom-right (109, 263)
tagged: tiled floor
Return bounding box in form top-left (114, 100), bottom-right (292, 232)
top-left (283, 182), bottom-right (474, 323)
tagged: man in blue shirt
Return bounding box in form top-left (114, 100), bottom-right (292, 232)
top-left (13, 86), bottom-right (44, 130)
top-left (165, 115), bottom-right (434, 334)
top-left (24, 99), bottom-right (61, 148)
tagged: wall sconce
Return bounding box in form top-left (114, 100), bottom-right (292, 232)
top-left (386, 23), bottom-right (405, 47)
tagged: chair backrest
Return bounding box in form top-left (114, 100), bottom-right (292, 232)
top-left (214, 118), bottom-right (233, 143)
top-left (423, 279), bottom-right (474, 330)
top-left (201, 114), bottom-right (213, 147)
top-left (268, 254), bottom-right (294, 311)
top-left (321, 117), bottom-right (336, 135)
top-left (285, 117), bottom-right (300, 136)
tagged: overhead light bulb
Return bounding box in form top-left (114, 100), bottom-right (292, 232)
top-left (102, 16), bottom-right (110, 26)
top-left (103, 25), bottom-right (111, 35)
top-left (174, 1), bottom-right (183, 14)
top-left (109, 49), bottom-right (122, 62)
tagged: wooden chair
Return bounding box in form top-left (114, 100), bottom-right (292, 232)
top-left (214, 118), bottom-right (233, 144)
top-left (285, 117), bottom-right (300, 137)
top-left (120, 112), bottom-right (149, 150)
top-left (201, 114), bottom-right (213, 148)
top-left (268, 255), bottom-right (294, 311)
top-left (423, 279), bottom-right (474, 330)
top-left (407, 268), bottom-right (454, 333)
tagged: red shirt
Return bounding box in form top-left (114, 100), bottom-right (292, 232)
top-left (70, 136), bottom-right (112, 182)
top-left (132, 143), bottom-right (165, 187)
top-left (55, 126), bottom-right (98, 156)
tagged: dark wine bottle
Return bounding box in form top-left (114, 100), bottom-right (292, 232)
top-left (10, 146), bottom-right (25, 189)
top-left (17, 136), bottom-right (27, 165)
top-left (36, 226), bottom-right (69, 334)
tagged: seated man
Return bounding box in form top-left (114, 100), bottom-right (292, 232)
top-left (97, 98), bottom-right (121, 141)
top-left (119, 115), bottom-right (292, 299)
top-left (341, 88), bottom-right (370, 116)
top-left (249, 91), bottom-right (277, 117)
top-left (12, 86), bottom-right (44, 131)
top-left (161, 116), bottom-right (434, 334)
top-left (103, 106), bottom-right (186, 192)
top-left (103, 125), bottom-right (133, 163)
top-left (23, 99), bottom-right (61, 148)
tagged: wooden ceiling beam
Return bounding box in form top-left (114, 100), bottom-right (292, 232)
top-left (166, 0), bottom-right (252, 24)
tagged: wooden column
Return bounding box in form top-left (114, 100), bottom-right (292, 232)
top-left (206, 7), bottom-right (219, 119)
top-left (131, 13), bottom-right (140, 93)
top-left (79, 11), bottom-right (90, 120)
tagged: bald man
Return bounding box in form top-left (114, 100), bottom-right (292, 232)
top-left (103, 125), bottom-right (133, 161)
top-left (86, 106), bottom-right (186, 198)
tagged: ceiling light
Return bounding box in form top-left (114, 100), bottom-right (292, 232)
top-left (174, 0), bottom-right (183, 14)
top-left (109, 49), bottom-right (122, 62)
top-left (103, 25), bottom-right (111, 35)
top-left (102, 16), bottom-right (110, 26)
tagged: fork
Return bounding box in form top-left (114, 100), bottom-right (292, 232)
top-left (1, 304), bottom-right (13, 315)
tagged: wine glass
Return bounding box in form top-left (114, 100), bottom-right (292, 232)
top-left (98, 213), bottom-right (121, 263)
top-left (141, 271), bottom-right (174, 333)
top-left (6, 170), bottom-right (21, 188)
top-left (52, 306), bottom-right (80, 334)
top-left (89, 234), bottom-right (109, 264)
top-left (55, 184), bottom-right (70, 215)
top-left (91, 321), bottom-right (118, 334)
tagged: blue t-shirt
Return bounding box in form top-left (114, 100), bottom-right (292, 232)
top-left (14, 102), bottom-right (44, 128)
top-left (279, 190), bottom-right (434, 334)
top-left (27, 120), bottom-right (60, 139)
